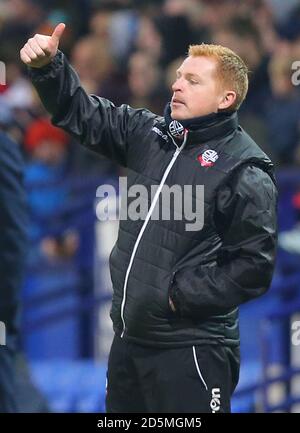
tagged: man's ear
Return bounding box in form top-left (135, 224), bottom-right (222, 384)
top-left (218, 91), bottom-right (236, 110)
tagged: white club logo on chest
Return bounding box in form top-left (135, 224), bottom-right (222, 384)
top-left (169, 120), bottom-right (185, 138)
top-left (197, 149), bottom-right (219, 167)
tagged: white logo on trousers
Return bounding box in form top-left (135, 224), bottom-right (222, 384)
top-left (210, 388), bottom-right (221, 413)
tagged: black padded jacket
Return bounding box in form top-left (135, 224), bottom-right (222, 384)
top-left (29, 51), bottom-right (278, 348)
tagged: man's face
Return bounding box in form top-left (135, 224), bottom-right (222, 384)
top-left (171, 56), bottom-right (226, 119)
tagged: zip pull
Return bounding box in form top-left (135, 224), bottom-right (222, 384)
top-left (168, 128), bottom-right (188, 150)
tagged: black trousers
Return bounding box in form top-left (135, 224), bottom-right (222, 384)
top-left (106, 334), bottom-right (240, 413)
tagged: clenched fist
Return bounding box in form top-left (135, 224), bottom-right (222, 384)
top-left (20, 23), bottom-right (65, 68)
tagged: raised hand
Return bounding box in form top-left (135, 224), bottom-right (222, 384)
top-left (20, 23), bottom-right (66, 68)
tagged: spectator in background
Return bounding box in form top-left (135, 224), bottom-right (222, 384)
top-left (24, 118), bottom-right (78, 261)
top-left (0, 129), bottom-right (28, 412)
top-left (212, 16), bottom-right (276, 160)
top-left (134, 15), bottom-right (162, 63)
top-left (154, 0), bottom-right (197, 67)
top-left (0, 52), bottom-right (38, 145)
top-left (278, 186), bottom-right (300, 255)
top-left (265, 54), bottom-right (300, 165)
top-left (0, 58), bottom-right (34, 111)
top-left (213, 16), bottom-right (272, 117)
top-left (0, 0), bottom-right (49, 57)
top-left (127, 51), bottom-right (168, 114)
top-left (23, 115), bottom-right (115, 267)
top-left (70, 35), bottom-right (113, 94)
top-left (0, 0), bottom-right (89, 58)
top-left (78, 8), bottom-right (131, 106)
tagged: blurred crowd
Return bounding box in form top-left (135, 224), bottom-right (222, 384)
top-left (1, 0), bottom-right (300, 262)
top-left (1, 0), bottom-right (300, 163)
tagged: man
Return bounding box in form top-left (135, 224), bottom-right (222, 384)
top-left (0, 129), bottom-right (28, 412)
top-left (20, 24), bottom-right (277, 413)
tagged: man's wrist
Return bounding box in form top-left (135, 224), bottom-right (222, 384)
top-left (28, 51), bottom-right (64, 81)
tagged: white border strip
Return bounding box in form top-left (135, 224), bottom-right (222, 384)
top-left (193, 346), bottom-right (208, 391)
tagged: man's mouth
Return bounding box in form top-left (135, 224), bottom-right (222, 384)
top-left (172, 99), bottom-right (185, 106)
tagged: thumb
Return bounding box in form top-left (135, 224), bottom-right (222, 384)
top-left (51, 23), bottom-right (66, 44)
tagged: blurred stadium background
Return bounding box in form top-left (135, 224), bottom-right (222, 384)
top-left (1, 0), bottom-right (300, 413)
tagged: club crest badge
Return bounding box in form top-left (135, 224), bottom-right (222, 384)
top-left (197, 149), bottom-right (219, 167)
top-left (169, 120), bottom-right (185, 138)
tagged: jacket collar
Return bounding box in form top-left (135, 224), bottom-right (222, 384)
top-left (164, 102), bottom-right (238, 146)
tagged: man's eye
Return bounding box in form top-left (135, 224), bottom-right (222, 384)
top-left (189, 79), bottom-right (198, 85)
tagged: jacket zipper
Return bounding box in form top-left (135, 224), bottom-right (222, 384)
top-left (120, 131), bottom-right (188, 338)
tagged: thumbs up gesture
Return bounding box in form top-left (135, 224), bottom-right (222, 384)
top-left (20, 23), bottom-right (66, 68)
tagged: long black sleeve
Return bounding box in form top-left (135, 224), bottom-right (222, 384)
top-left (170, 164), bottom-right (278, 319)
top-left (28, 51), bottom-right (156, 167)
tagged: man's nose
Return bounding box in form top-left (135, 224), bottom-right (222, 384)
top-left (172, 77), bottom-right (183, 92)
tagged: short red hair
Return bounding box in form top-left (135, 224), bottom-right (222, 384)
top-left (188, 44), bottom-right (249, 110)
